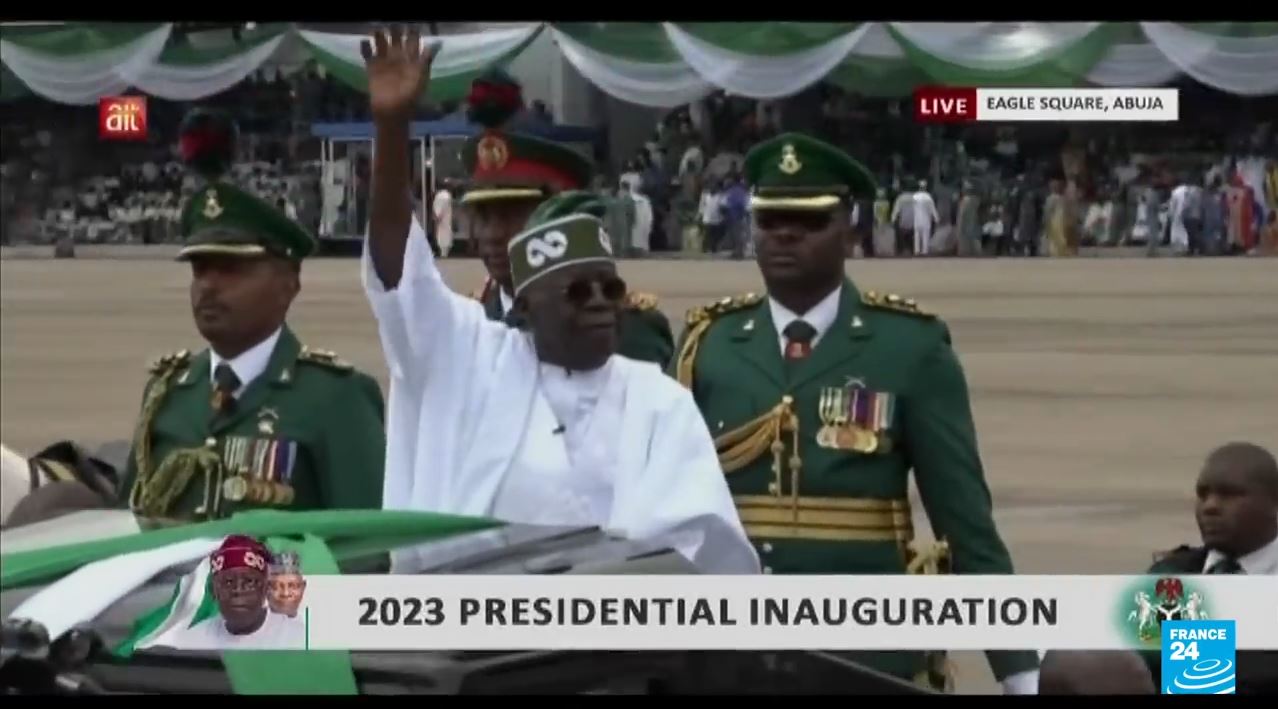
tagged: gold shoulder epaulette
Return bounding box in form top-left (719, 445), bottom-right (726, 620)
top-left (298, 346), bottom-right (353, 372)
top-left (861, 290), bottom-right (935, 319)
top-left (685, 292), bottom-right (764, 326)
top-left (676, 292), bottom-right (764, 389)
top-left (148, 349), bottom-right (191, 375)
top-left (624, 290), bottom-right (659, 312)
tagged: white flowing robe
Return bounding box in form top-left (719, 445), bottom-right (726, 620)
top-left (361, 218), bottom-right (758, 574)
top-left (630, 191), bottom-right (653, 252)
top-left (911, 191), bottom-right (939, 255)
top-left (1168, 184), bottom-right (1190, 251)
top-left (1, 443), bottom-right (30, 525)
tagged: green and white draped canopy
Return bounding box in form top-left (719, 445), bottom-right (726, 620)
top-left (2, 22), bottom-right (1276, 107)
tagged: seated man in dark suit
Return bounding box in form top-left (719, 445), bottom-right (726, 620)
top-left (1144, 441), bottom-right (1278, 694)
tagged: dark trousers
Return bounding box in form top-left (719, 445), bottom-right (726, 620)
top-left (723, 221), bottom-right (745, 259)
top-left (1184, 218), bottom-right (1204, 256)
top-left (703, 223), bottom-right (725, 253)
top-left (895, 226), bottom-right (913, 256)
top-left (425, 228), bottom-right (441, 258)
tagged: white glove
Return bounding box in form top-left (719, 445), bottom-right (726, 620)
top-left (1002, 669), bottom-right (1040, 695)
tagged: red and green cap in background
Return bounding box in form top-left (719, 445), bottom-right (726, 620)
top-left (460, 67), bottom-right (594, 205)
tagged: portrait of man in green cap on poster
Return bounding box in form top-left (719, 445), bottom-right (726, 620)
top-left (115, 108), bottom-right (387, 524)
top-left (455, 67), bottom-right (674, 369)
top-left (671, 132), bottom-right (1040, 694)
top-left (358, 26), bottom-right (757, 575)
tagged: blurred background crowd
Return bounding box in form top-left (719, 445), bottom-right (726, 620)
top-left (601, 81), bottom-right (1277, 259)
top-left (3, 67), bottom-right (1276, 257)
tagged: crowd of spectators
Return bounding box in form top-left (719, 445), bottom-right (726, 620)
top-left (4, 72), bottom-right (1276, 258)
top-left (603, 81), bottom-right (1278, 258)
top-left (0, 64), bottom-right (384, 246)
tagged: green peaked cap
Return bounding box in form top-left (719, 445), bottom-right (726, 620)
top-left (179, 181), bottom-right (317, 261)
top-left (507, 191), bottom-right (614, 296)
top-left (175, 107), bottom-right (316, 262)
top-left (745, 132), bottom-right (877, 211)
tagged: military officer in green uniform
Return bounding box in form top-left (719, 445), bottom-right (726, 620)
top-left (458, 69), bottom-right (674, 368)
top-left (117, 109), bottom-right (386, 523)
top-left (672, 133), bottom-right (1039, 694)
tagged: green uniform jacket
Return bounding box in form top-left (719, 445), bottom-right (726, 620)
top-left (117, 325), bottom-right (386, 523)
top-left (474, 278), bottom-right (675, 369)
top-left (673, 279), bottom-right (1037, 684)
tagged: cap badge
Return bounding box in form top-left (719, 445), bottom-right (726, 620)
top-left (779, 144), bottom-right (802, 175)
top-left (202, 189), bottom-right (224, 219)
top-left (477, 135), bottom-right (509, 171)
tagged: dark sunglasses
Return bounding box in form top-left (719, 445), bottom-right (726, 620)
top-left (563, 275), bottom-right (627, 307)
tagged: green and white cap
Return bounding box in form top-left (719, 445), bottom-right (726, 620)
top-left (508, 191), bottom-right (614, 296)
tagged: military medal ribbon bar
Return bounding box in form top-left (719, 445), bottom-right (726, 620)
top-left (817, 384), bottom-right (895, 454)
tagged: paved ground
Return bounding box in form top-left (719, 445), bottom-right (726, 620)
top-left (2, 251), bottom-right (1275, 692)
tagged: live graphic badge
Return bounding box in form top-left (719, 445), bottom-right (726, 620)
top-left (1161, 619), bottom-right (1236, 694)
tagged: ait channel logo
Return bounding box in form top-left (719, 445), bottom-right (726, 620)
top-left (1161, 620), bottom-right (1236, 694)
top-left (1116, 576), bottom-right (1211, 647)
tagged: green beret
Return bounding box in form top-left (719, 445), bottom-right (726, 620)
top-left (507, 191), bottom-right (614, 296)
top-left (744, 132), bottom-right (877, 211)
top-left (178, 182), bottom-right (316, 261)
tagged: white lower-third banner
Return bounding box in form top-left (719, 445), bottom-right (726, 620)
top-left (130, 574), bottom-right (1278, 652)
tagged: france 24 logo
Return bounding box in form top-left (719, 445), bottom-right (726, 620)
top-left (99, 96), bottom-right (147, 140)
top-left (1161, 619), bottom-right (1236, 694)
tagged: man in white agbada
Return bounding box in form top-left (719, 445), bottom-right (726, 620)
top-left (624, 177), bottom-right (654, 256)
top-left (910, 180), bottom-right (939, 256)
top-left (358, 27), bottom-right (758, 575)
top-left (432, 179), bottom-right (454, 257)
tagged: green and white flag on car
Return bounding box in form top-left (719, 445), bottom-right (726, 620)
top-left (115, 543), bottom-right (222, 655)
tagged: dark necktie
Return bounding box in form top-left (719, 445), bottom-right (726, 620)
top-left (783, 320), bottom-right (818, 362)
top-left (1206, 556), bottom-right (1244, 574)
top-left (212, 363), bottom-right (241, 414)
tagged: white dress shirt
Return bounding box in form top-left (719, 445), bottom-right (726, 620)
top-left (209, 327), bottom-right (281, 397)
top-left (768, 285), bottom-right (842, 354)
top-left (1203, 533), bottom-right (1278, 575)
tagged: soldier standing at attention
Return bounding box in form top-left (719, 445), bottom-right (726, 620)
top-left (672, 133), bottom-right (1039, 694)
top-left (117, 109), bottom-right (386, 523)
top-left (459, 69), bottom-right (675, 369)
